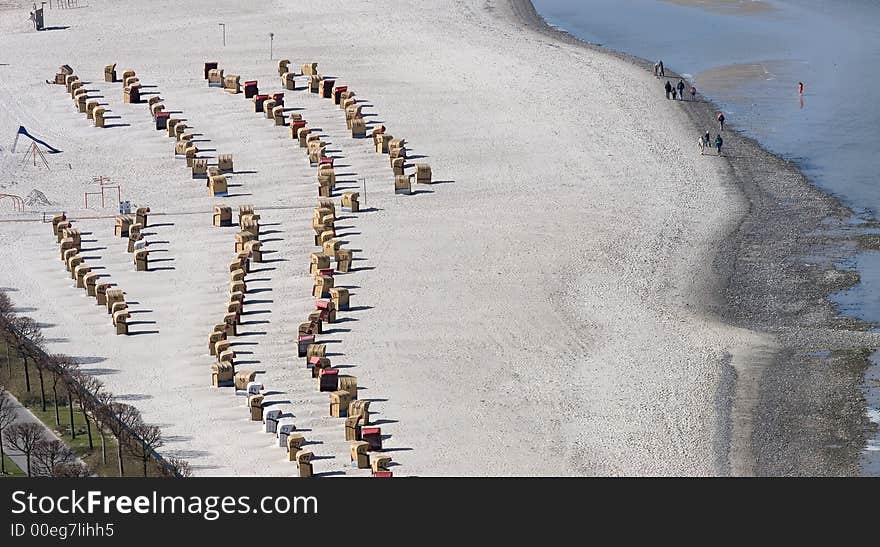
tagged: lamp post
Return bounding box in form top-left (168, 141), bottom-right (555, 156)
top-left (219, 23), bottom-right (226, 46)
top-left (269, 32), bottom-right (274, 60)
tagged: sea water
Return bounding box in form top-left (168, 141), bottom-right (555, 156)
top-left (531, 0), bottom-right (880, 473)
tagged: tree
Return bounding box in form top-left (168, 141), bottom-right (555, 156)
top-left (70, 372), bottom-right (100, 451)
top-left (34, 354), bottom-right (48, 412)
top-left (93, 390), bottom-right (115, 466)
top-left (163, 456), bottom-right (192, 478)
top-left (0, 387), bottom-right (17, 475)
top-left (63, 368), bottom-right (78, 440)
top-left (9, 316), bottom-right (43, 393)
top-left (2, 331), bottom-right (11, 376)
top-left (32, 439), bottom-right (77, 477)
top-left (99, 402), bottom-right (141, 476)
top-left (0, 291), bottom-right (15, 376)
top-left (5, 422), bottom-right (44, 477)
top-left (46, 354), bottom-right (76, 427)
top-left (128, 423), bottom-right (163, 477)
top-left (0, 290), bottom-right (13, 328)
top-left (53, 461), bottom-right (92, 477)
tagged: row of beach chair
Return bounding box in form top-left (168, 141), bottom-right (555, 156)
top-left (52, 65), bottom-right (109, 128)
top-left (113, 207), bottom-right (152, 270)
top-left (286, 60), bottom-right (434, 195)
top-left (207, 206), bottom-right (323, 477)
top-left (51, 214), bottom-right (132, 335)
top-left (204, 59), bottom-right (394, 476)
top-left (105, 63), bottom-right (236, 198)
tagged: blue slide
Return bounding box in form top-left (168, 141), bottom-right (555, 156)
top-left (14, 125), bottom-right (62, 153)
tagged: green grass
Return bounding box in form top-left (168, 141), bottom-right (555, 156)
top-left (25, 396), bottom-right (133, 477)
top-left (1, 454), bottom-right (25, 477)
top-left (0, 340), bottom-right (165, 477)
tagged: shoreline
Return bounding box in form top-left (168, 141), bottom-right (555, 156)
top-left (1, 0), bottom-right (877, 475)
top-left (507, 0), bottom-right (880, 475)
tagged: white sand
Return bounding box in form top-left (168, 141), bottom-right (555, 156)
top-left (0, 0), bottom-right (769, 476)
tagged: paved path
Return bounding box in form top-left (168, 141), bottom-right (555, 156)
top-left (3, 393), bottom-right (85, 476)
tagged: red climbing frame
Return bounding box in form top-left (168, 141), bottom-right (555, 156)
top-left (0, 194), bottom-right (25, 212)
top-left (84, 176), bottom-right (122, 208)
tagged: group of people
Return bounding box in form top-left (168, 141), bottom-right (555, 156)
top-left (656, 59), bottom-right (695, 101)
top-left (656, 60), bottom-right (804, 159)
top-left (699, 112), bottom-right (726, 155)
top-left (699, 130), bottom-right (723, 156)
top-left (701, 111), bottom-right (726, 155)
top-left (653, 59), bottom-right (665, 77)
top-left (664, 79), bottom-right (695, 101)
top-left (656, 58), bottom-right (728, 156)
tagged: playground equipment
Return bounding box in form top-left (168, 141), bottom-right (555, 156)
top-left (12, 126), bottom-right (61, 154)
top-left (0, 194), bottom-right (25, 212)
top-left (84, 176), bottom-right (122, 208)
top-left (10, 126), bottom-right (60, 170)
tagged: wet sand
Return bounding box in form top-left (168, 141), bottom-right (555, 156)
top-left (694, 60), bottom-right (795, 93)
top-left (661, 0), bottom-right (773, 15)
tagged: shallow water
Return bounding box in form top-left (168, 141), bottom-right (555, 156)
top-left (532, 0), bottom-right (880, 473)
top-left (533, 0), bottom-right (880, 222)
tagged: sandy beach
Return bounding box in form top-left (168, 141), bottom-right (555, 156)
top-left (1, 0), bottom-right (875, 476)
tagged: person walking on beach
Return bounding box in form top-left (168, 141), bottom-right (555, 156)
top-left (699, 134), bottom-right (706, 155)
top-left (714, 133), bottom-right (723, 156)
top-left (717, 111), bottom-right (725, 131)
top-left (677, 80), bottom-right (685, 100)
top-left (672, 87), bottom-right (677, 100)
top-left (798, 81), bottom-right (804, 95)
top-left (690, 85), bottom-right (696, 101)
top-left (654, 62), bottom-right (659, 78)
top-left (658, 59), bottom-right (665, 77)
top-left (704, 130), bottom-right (711, 147)
top-left (665, 80), bottom-right (672, 99)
